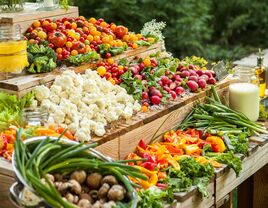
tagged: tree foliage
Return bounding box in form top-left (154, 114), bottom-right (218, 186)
top-left (71, 0), bottom-right (268, 61)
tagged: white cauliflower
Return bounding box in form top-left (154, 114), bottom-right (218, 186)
top-left (35, 69), bottom-right (140, 140)
top-left (34, 85), bottom-right (51, 101)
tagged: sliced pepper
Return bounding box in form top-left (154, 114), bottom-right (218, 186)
top-left (183, 144), bottom-right (201, 155)
top-left (206, 136), bottom-right (226, 153)
top-left (134, 166), bottom-right (158, 189)
top-left (166, 155), bottom-right (180, 170)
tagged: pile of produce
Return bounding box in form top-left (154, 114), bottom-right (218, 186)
top-left (119, 56), bottom-right (216, 108)
top-left (34, 69), bottom-right (141, 141)
top-left (14, 130), bottom-right (146, 208)
top-left (24, 16), bottom-right (155, 63)
top-left (0, 126), bottom-right (74, 161)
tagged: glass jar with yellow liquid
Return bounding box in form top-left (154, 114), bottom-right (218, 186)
top-left (255, 49), bottom-right (266, 98)
top-left (0, 23), bottom-right (28, 77)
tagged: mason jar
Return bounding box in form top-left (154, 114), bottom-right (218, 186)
top-left (229, 66), bottom-right (260, 121)
top-left (22, 107), bottom-right (49, 127)
top-left (0, 23), bottom-right (28, 77)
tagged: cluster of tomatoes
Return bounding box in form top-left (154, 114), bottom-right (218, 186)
top-left (24, 16), bottom-right (149, 61)
top-left (96, 58), bottom-right (128, 85)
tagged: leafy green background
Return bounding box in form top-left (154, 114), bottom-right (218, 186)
top-left (70, 0), bottom-right (268, 61)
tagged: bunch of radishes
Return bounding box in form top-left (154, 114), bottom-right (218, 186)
top-left (176, 64), bottom-right (216, 92)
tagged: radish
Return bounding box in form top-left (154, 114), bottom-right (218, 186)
top-left (208, 77), bottom-right (216, 84)
top-left (175, 87), bottom-right (185, 95)
top-left (151, 58), bottom-right (158, 66)
top-left (177, 65), bottom-right (183, 71)
top-left (200, 74), bottom-right (209, 81)
top-left (161, 76), bottom-right (169, 85)
top-left (169, 82), bottom-right (177, 90)
top-left (189, 75), bottom-right (198, 82)
top-left (198, 79), bottom-right (207, 89)
top-left (187, 80), bottom-right (198, 92)
top-left (210, 70), bottom-right (216, 77)
top-left (142, 92), bottom-right (149, 100)
top-left (158, 80), bottom-right (163, 86)
top-left (188, 64), bottom-right (195, 70)
top-left (205, 71), bottom-right (212, 78)
top-left (170, 91), bottom-right (177, 99)
top-left (196, 70), bottom-right (204, 76)
top-left (149, 86), bottom-right (156, 92)
top-left (151, 95), bottom-right (161, 105)
top-left (135, 74), bottom-right (142, 80)
top-left (141, 74), bottom-right (146, 80)
top-left (181, 70), bottom-right (190, 78)
top-left (174, 81), bottom-right (181, 86)
top-left (173, 74), bottom-right (182, 81)
top-left (165, 71), bottom-right (170, 76)
top-left (139, 62), bottom-right (145, 70)
top-left (150, 89), bottom-right (163, 98)
top-left (163, 86), bottom-right (171, 93)
top-left (189, 69), bottom-right (197, 76)
top-left (142, 80), bottom-right (147, 86)
top-left (131, 67), bottom-right (139, 75)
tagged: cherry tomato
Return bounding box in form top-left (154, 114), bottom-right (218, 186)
top-left (57, 53), bottom-right (63, 60)
top-left (105, 53), bottom-right (112, 58)
top-left (114, 25), bottom-right (128, 38)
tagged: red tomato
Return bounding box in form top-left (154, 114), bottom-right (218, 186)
top-left (48, 31), bottom-right (67, 48)
top-left (114, 26), bottom-right (128, 38)
top-left (72, 41), bottom-right (86, 54)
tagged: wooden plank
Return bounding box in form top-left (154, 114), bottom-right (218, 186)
top-left (0, 158), bottom-right (14, 177)
top-left (0, 174), bottom-right (16, 208)
top-left (95, 138), bottom-right (119, 160)
top-left (215, 142), bottom-right (268, 202)
top-left (175, 181), bottom-right (214, 208)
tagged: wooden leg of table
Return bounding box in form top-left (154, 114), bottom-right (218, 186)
top-left (237, 175), bottom-right (253, 208)
top-left (253, 164), bottom-right (268, 208)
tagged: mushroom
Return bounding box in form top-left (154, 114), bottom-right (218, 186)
top-left (80, 193), bottom-right (94, 204)
top-left (89, 190), bottom-right (98, 200)
top-left (91, 201), bottom-right (102, 208)
top-left (107, 185), bottom-right (126, 201)
top-left (87, 173), bottom-right (103, 189)
top-left (46, 174), bottom-right (55, 183)
top-left (101, 175), bottom-right (118, 186)
top-left (98, 183), bottom-right (110, 199)
top-left (55, 181), bottom-right (71, 194)
top-left (102, 201), bottom-right (116, 208)
top-left (69, 179), bottom-right (82, 195)
top-left (73, 195), bottom-right (79, 204)
top-left (65, 193), bottom-right (75, 203)
top-left (77, 199), bottom-right (92, 208)
top-left (71, 170), bottom-right (87, 184)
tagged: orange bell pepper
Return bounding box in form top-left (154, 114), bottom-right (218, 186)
top-left (206, 136), bottom-right (226, 153)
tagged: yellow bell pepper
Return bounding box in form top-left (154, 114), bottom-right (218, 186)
top-left (134, 166), bottom-right (158, 189)
top-left (206, 136), bottom-right (226, 152)
top-left (183, 144), bottom-right (201, 155)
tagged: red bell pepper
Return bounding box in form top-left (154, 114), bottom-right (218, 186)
top-left (156, 183), bottom-right (167, 189)
top-left (141, 162), bottom-right (157, 171)
top-left (138, 139), bottom-right (147, 150)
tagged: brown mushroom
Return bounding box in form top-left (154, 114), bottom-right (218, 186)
top-left (91, 200), bottom-right (102, 208)
top-left (82, 185), bottom-right (90, 193)
top-left (102, 201), bottom-right (116, 208)
top-left (101, 175), bottom-right (118, 186)
top-left (87, 173), bottom-right (103, 189)
top-left (98, 183), bottom-right (110, 199)
top-left (89, 190), bottom-right (98, 200)
top-left (54, 173), bottom-right (63, 181)
top-left (65, 193), bottom-right (75, 203)
top-left (80, 193), bottom-right (94, 204)
top-left (71, 170), bottom-right (87, 184)
top-left (77, 199), bottom-right (92, 208)
top-left (107, 185), bottom-right (126, 201)
top-left (55, 181), bottom-right (71, 194)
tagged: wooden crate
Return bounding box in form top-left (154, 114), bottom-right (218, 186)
top-left (0, 3), bottom-right (79, 33)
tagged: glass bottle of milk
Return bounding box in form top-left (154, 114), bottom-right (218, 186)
top-left (229, 67), bottom-right (260, 121)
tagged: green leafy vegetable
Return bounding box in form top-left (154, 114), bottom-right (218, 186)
top-left (141, 19), bottom-right (166, 41)
top-left (136, 40), bottom-right (152, 46)
top-left (27, 44), bottom-right (57, 74)
top-left (0, 92), bottom-right (34, 130)
top-left (67, 51), bottom-right (100, 66)
top-left (137, 186), bottom-right (167, 208)
top-left (224, 133), bottom-right (249, 155)
top-left (205, 151), bottom-right (242, 176)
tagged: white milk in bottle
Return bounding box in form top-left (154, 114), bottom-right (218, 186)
top-left (229, 67), bottom-right (260, 121)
